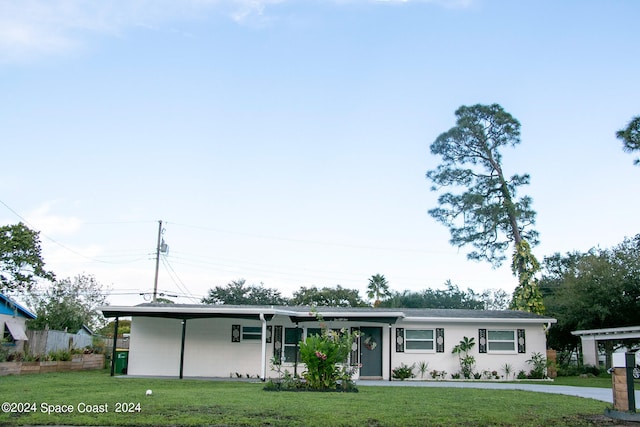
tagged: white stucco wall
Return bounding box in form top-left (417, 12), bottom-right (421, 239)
top-left (392, 321), bottom-right (548, 379)
top-left (127, 315), bottom-right (550, 380)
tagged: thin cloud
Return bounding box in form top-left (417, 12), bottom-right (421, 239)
top-left (26, 202), bottom-right (83, 236)
top-left (0, 0), bottom-right (471, 63)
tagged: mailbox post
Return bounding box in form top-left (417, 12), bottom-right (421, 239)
top-left (611, 352), bottom-right (636, 412)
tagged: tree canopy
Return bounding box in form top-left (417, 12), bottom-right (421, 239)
top-left (379, 281), bottom-right (485, 309)
top-left (26, 274), bottom-right (108, 332)
top-left (201, 279), bottom-right (287, 305)
top-left (426, 104), bottom-right (538, 267)
top-left (0, 222), bottom-right (55, 294)
top-left (290, 285), bottom-right (367, 307)
top-left (540, 235), bottom-right (640, 360)
top-left (616, 115), bottom-right (640, 166)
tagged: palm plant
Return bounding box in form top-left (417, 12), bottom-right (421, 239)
top-left (452, 336), bottom-right (476, 378)
top-left (367, 274), bottom-right (390, 307)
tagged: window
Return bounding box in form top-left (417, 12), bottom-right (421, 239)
top-left (487, 330), bottom-right (516, 352)
top-left (283, 328), bottom-right (302, 363)
top-left (2, 324), bottom-right (15, 345)
top-left (405, 329), bottom-right (434, 351)
top-left (242, 326), bottom-right (262, 341)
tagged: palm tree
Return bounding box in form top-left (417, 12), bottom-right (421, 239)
top-left (367, 274), bottom-right (390, 307)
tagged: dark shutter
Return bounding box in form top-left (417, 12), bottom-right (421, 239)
top-left (266, 326), bottom-right (272, 343)
top-left (395, 328), bottom-right (404, 352)
top-left (478, 329), bottom-right (487, 353)
top-left (517, 329), bottom-right (526, 353)
top-left (350, 327), bottom-right (360, 366)
top-left (273, 325), bottom-right (283, 364)
top-left (232, 324), bottom-right (241, 343)
top-left (436, 328), bottom-right (445, 353)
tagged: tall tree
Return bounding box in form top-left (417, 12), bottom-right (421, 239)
top-left (616, 115), bottom-right (640, 166)
top-left (290, 285), bottom-right (368, 307)
top-left (367, 274), bottom-right (391, 307)
top-left (0, 222), bottom-right (55, 294)
top-left (26, 274), bottom-right (108, 332)
top-left (201, 279), bottom-right (287, 305)
top-left (427, 104), bottom-right (541, 312)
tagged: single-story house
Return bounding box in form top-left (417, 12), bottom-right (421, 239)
top-left (99, 304), bottom-right (556, 381)
top-left (1, 293), bottom-right (36, 354)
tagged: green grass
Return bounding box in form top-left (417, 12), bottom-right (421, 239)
top-left (518, 374), bottom-right (639, 389)
top-left (0, 370), bottom-right (611, 426)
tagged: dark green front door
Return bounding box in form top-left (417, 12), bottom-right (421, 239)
top-left (360, 327), bottom-right (382, 378)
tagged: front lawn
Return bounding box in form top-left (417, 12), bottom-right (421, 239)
top-left (0, 370), bottom-right (611, 426)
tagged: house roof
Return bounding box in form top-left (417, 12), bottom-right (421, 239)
top-left (99, 304), bottom-right (555, 325)
top-left (0, 293), bottom-right (36, 319)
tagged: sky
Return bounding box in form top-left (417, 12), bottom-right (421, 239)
top-left (0, 0), bottom-right (638, 308)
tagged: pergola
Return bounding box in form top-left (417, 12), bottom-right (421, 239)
top-left (572, 326), bottom-right (640, 366)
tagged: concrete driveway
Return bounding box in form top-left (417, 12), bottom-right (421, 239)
top-left (361, 380), bottom-right (640, 407)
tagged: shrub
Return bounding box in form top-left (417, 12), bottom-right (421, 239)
top-left (298, 311), bottom-right (359, 391)
top-left (392, 363), bottom-right (415, 380)
top-left (582, 364), bottom-right (602, 376)
top-left (526, 352), bottom-right (546, 379)
top-left (517, 370), bottom-right (527, 380)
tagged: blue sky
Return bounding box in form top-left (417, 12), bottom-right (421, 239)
top-left (1, 0), bottom-right (638, 306)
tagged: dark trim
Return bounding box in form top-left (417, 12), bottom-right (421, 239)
top-left (395, 328), bottom-right (404, 352)
top-left (110, 317), bottom-right (118, 377)
top-left (517, 329), bottom-right (526, 354)
top-left (288, 315), bottom-right (400, 324)
top-left (231, 325), bottom-right (241, 343)
top-left (479, 329), bottom-right (487, 353)
top-left (436, 328), bottom-right (445, 353)
top-left (350, 327), bottom-right (360, 366)
top-left (388, 324), bottom-right (393, 382)
top-left (273, 325), bottom-right (283, 365)
top-left (179, 319), bottom-right (187, 379)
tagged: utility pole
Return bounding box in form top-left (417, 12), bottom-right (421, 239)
top-left (152, 220), bottom-right (163, 303)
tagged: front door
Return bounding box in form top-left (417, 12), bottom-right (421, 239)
top-left (359, 327), bottom-right (382, 378)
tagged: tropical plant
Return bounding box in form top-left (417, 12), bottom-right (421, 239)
top-left (452, 336), bottom-right (476, 378)
top-left (502, 363), bottom-right (513, 380)
top-left (367, 274), bottom-right (391, 307)
top-left (526, 352), bottom-right (546, 379)
top-left (299, 328), bottom-right (357, 390)
top-left (417, 361), bottom-right (429, 379)
top-left (392, 363), bottom-right (416, 381)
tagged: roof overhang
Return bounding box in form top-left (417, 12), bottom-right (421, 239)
top-left (100, 306), bottom-right (281, 321)
top-left (288, 311), bottom-right (404, 324)
top-left (572, 326), bottom-right (640, 341)
top-left (403, 316), bottom-right (557, 325)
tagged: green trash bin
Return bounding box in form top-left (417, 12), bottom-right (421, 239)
top-left (114, 349), bottom-right (129, 375)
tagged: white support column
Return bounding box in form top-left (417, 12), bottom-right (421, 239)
top-left (581, 336), bottom-right (599, 366)
top-left (260, 313), bottom-right (267, 381)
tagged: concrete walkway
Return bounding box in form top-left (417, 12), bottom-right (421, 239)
top-left (361, 380), bottom-right (640, 407)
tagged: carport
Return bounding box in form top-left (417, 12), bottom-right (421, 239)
top-left (572, 326), bottom-right (640, 366)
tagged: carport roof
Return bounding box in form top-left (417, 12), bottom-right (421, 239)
top-left (99, 304), bottom-right (555, 324)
